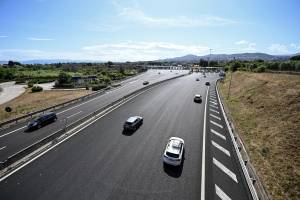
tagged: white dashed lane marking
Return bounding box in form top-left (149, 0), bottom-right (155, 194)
top-left (0, 146), bottom-right (7, 151)
top-left (210, 108), bottom-right (220, 114)
top-left (211, 129), bottom-right (226, 140)
top-left (215, 184), bottom-right (232, 200)
top-left (212, 140), bottom-right (230, 157)
top-left (210, 113), bottom-right (221, 120)
top-left (213, 157), bottom-right (238, 183)
top-left (210, 120), bottom-right (224, 129)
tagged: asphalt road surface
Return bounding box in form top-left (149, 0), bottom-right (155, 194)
top-left (0, 72), bottom-right (253, 200)
top-left (0, 69), bottom-right (187, 161)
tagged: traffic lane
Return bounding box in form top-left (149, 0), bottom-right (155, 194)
top-left (0, 74), bottom-right (207, 200)
top-left (205, 82), bottom-right (253, 200)
top-left (0, 69), bottom-right (187, 138)
top-left (0, 70), bottom-right (188, 153)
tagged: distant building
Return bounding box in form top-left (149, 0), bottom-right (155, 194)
top-left (72, 75), bottom-right (98, 86)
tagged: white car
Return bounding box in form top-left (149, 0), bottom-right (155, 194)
top-left (163, 137), bottom-right (185, 166)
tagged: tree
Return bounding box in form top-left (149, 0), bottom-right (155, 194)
top-left (290, 55), bottom-right (300, 61)
top-left (58, 72), bottom-right (71, 84)
top-left (199, 59), bottom-right (208, 67)
top-left (230, 61), bottom-right (242, 72)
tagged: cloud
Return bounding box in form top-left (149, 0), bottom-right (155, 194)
top-left (86, 24), bottom-right (123, 33)
top-left (82, 41), bottom-right (209, 61)
top-left (26, 37), bottom-right (53, 41)
top-left (268, 44), bottom-right (289, 54)
top-left (235, 40), bottom-right (256, 51)
top-left (290, 43), bottom-right (300, 50)
top-left (0, 35), bottom-right (8, 38)
top-left (119, 7), bottom-right (237, 27)
top-left (0, 41), bottom-right (209, 61)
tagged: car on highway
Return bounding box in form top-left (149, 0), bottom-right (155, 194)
top-left (123, 116), bottom-right (143, 131)
top-left (205, 81), bottom-right (210, 86)
top-left (196, 78), bottom-right (199, 81)
top-left (163, 137), bottom-right (185, 166)
top-left (27, 112), bottom-right (57, 130)
top-left (143, 81), bottom-right (149, 85)
top-left (203, 75), bottom-right (206, 78)
top-left (194, 94), bottom-right (202, 103)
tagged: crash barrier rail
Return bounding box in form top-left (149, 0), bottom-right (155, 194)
top-left (0, 74), bottom-right (186, 171)
top-left (216, 80), bottom-right (270, 200)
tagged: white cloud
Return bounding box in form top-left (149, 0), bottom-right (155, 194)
top-left (235, 40), bottom-right (256, 51)
top-left (26, 37), bottom-right (53, 41)
top-left (0, 35), bottom-right (8, 38)
top-left (268, 44), bottom-right (289, 54)
top-left (290, 43), bottom-right (300, 50)
top-left (0, 41), bottom-right (209, 62)
top-left (119, 7), bottom-right (237, 27)
top-left (82, 41), bottom-right (209, 61)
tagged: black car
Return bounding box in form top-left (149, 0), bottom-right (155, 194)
top-left (27, 112), bottom-right (57, 130)
top-left (143, 81), bottom-right (149, 85)
top-left (194, 94), bottom-right (202, 103)
top-left (196, 78), bottom-right (199, 81)
top-left (123, 116), bottom-right (143, 131)
top-left (205, 81), bottom-right (210, 86)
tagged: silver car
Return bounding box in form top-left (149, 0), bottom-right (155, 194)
top-left (163, 137), bottom-right (185, 166)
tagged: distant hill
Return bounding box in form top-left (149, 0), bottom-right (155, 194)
top-left (21, 59), bottom-right (103, 64)
top-left (159, 53), bottom-right (299, 62)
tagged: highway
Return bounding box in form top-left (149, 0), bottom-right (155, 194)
top-left (0, 72), bottom-right (253, 200)
top-left (0, 69), bottom-right (187, 161)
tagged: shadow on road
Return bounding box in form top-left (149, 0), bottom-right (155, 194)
top-left (122, 129), bottom-right (137, 136)
top-left (163, 152), bottom-right (185, 178)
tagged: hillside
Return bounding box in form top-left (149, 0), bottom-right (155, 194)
top-left (159, 53), bottom-right (296, 62)
top-left (219, 72), bottom-right (300, 200)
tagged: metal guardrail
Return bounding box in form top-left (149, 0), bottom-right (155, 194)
top-left (0, 74), bottom-right (186, 171)
top-left (216, 80), bottom-right (269, 200)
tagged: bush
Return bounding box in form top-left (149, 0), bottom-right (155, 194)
top-left (253, 66), bottom-right (266, 73)
top-left (92, 84), bottom-right (107, 91)
top-left (31, 85), bottom-right (43, 93)
top-left (27, 82), bottom-right (34, 88)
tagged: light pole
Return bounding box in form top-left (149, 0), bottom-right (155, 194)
top-left (209, 48), bottom-right (213, 69)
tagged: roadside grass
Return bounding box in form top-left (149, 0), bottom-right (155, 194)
top-left (0, 89), bottom-right (91, 122)
top-left (219, 71), bottom-right (300, 200)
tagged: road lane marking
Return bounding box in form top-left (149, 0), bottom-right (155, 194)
top-left (210, 101), bottom-right (218, 105)
top-left (212, 141), bottom-right (230, 157)
top-left (210, 108), bottom-right (220, 114)
top-left (211, 129), bottom-right (226, 140)
top-left (201, 86), bottom-right (209, 200)
top-left (210, 114), bottom-right (221, 120)
top-left (209, 104), bottom-right (218, 109)
top-left (0, 146), bottom-right (6, 151)
top-left (215, 184), bottom-right (232, 200)
top-left (66, 111), bottom-right (82, 119)
top-left (210, 120), bottom-right (224, 129)
top-left (0, 126), bottom-right (27, 138)
top-left (213, 157), bottom-right (238, 183)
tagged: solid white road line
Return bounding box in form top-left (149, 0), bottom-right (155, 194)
top-left (0, 126), bottom-right (27, 138)
top-left (213, 157), bottom-right (238, 183)
top-left (211, 129), bottom-right (226, 140)
top-left (209, 104), bottom-right (218, 109)
top-left (0, 146), bottom-right (7, 151)
top-left (201, 87), bottom-right (209, 200)
top-left (212, 140), bottom-right (230, 157)
top-left (210, 108), bottom-right (220, 114)
top-left (66, 111), bottom-right (82, 119)
top-left (210, 120), bottom-right (224, 129)
top-left (215, 184), bottom-right (232, 200)
top-left (210, 113), bottom-right (221, 120)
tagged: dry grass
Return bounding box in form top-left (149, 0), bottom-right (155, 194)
top-left (219, 72), bottom-right (300, 200)
top-left (0, 89), bottom-right (92, 122)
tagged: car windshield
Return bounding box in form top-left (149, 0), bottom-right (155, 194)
top-left (166, 151), bottom-right (180, 158)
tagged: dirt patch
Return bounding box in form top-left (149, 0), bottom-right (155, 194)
top-left (0, 89), bottom-right (92, 122)
top-left (219, 72), bottom-right (300, 200)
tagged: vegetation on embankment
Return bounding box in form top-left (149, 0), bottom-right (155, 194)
top-left (219, 72), bottom-right (300, 200)
top-left (0, 89), bottom-right (92, 122)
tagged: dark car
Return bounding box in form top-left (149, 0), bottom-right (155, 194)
top-left (196, 78), bottom-right (199, 81)
top-left (205, 81), bottom-right (210, 86)
top-left (143, 81), bottom-right (149, 85)
top-left (27, 112), bottom-right (57, 130)
top-left (123, 116), bottom-right (143, 131)
top-left (194, 94), bottom-right (202, 103)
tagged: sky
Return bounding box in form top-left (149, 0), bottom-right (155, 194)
top-left (0, 0), bottom-right (300, 61)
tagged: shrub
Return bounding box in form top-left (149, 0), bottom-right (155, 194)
top-left (92, 84), bottom-right (107, 91)
top-left (31, 85), bottom-right (43, 93)
top-left (253, 66), bottom-right (266, 73)
top-left (27, 82), bottom-right (34, 88)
